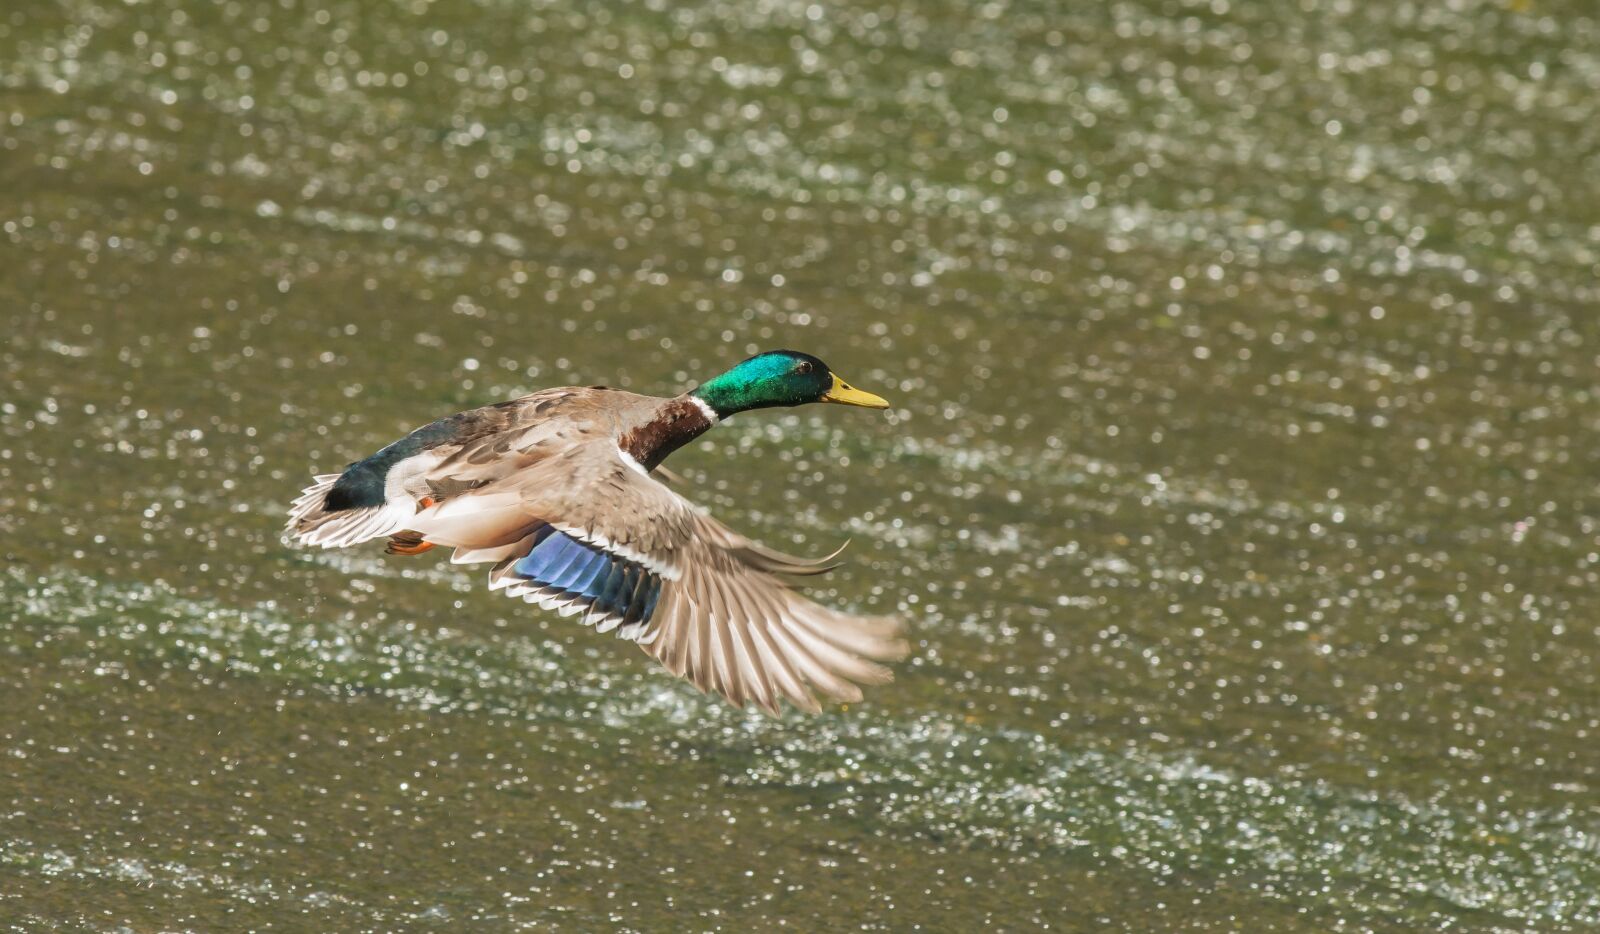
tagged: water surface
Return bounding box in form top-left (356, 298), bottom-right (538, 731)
top-left (3, 0), bottom-right (1600, 928)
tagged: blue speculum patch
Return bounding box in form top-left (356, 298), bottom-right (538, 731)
top-left (512, 527), bottom-right (662, 625)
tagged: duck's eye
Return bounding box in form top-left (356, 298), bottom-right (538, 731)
top-left (796, 361), bottom-right (814, 374)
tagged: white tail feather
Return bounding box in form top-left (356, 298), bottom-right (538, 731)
top-left (284, 474), bottom-right (413, 549)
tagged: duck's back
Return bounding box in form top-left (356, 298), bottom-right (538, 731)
top-left (289, 386), bottom-right (667, 548)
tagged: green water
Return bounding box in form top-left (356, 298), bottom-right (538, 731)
top-left (4, 0), bottom-right (1600, 928)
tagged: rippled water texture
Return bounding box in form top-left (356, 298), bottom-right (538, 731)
top-left (4, 0), bottom-right (1600, 928)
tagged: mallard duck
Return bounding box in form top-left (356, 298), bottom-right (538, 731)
top-left (285, 350), bottom-right (907, 714)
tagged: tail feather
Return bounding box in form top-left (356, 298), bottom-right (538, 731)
top-left (284, 473), bottom-right (412, 549)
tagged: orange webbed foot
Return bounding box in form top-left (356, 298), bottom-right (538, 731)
top-left (386, 531), bottom-right (435, 556)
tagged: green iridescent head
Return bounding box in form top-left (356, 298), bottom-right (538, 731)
top-left (691, 350), bottom-right (890, 419)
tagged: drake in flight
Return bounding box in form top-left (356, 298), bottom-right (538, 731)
top-left (285, 350), bottom-right (907, 714)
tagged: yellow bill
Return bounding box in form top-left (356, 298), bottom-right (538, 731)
top-left (821, 373), bottom-right (890, 408)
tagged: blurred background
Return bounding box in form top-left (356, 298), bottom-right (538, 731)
top-left (3, 0), bottom-right (1599, 928)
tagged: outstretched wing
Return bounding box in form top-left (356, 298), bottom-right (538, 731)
top-left (412, 443), bottom-right (908, 714)
top-left (634, 513), bottom-right (906, 714)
